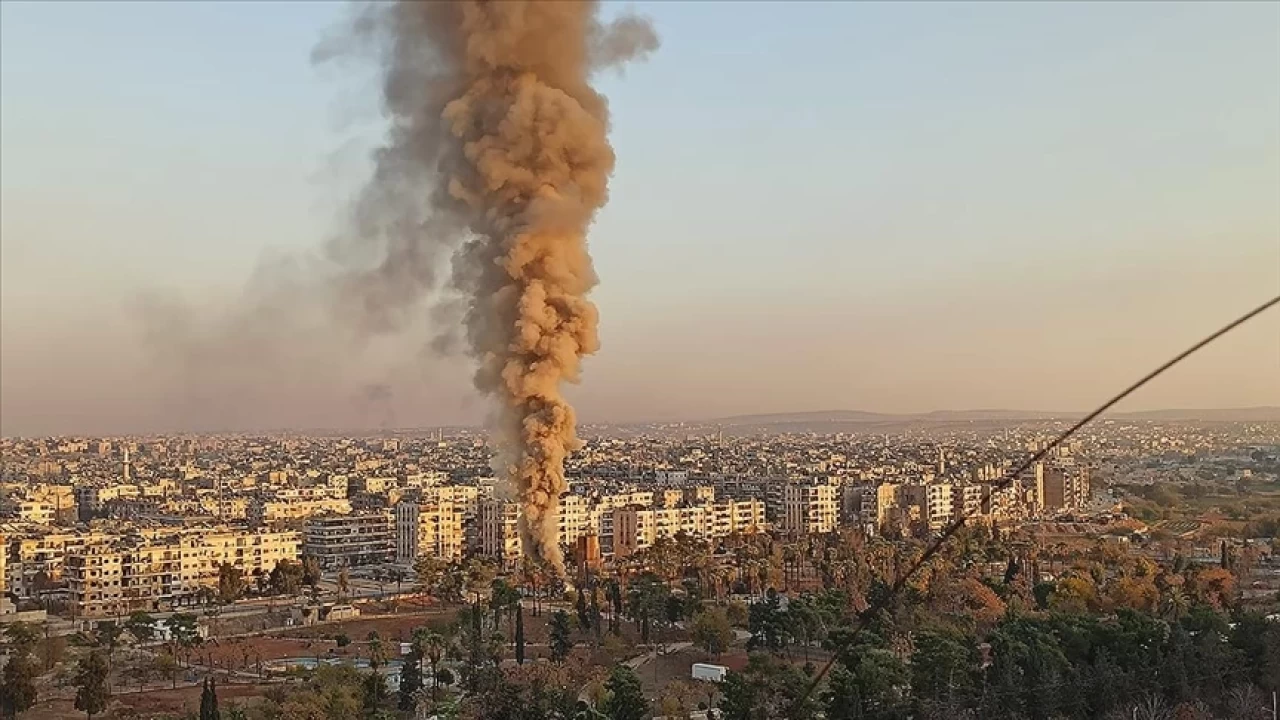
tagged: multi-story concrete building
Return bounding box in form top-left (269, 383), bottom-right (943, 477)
top-left (612, 499), bottom-right (765, 557)
top-left (558, 494), bottom-right (598, 550)
top-left (16, 501), bottom-right (57, 525)
top-left (5, 529), bottom-right (114, 597)
top-left (899, 483), bottom-right (955, 532)
top-left (303, 513), bottom-right (394, 569)
top-left (64, 526), bottom-right (301, 617)
top-left (66, 543), bottom-right (125, 618)
top-left (174, 527), bottom-right (300, 582)
top-left (425, 485), bottom-right (481, 552)
top-left (0, 533), bottom-right (8, 614)
top-left (478, 499), bottom-right (521, 567)
top-left (923, 483), bottom-right (954, 531)
top-left (657, 489), bottom-right (685, 508)
top-left (1042, 464), bottom-right (1090, 511)
top-left (707, 499), bottom-right (765, 538)
top-left (781, 482), bottom-right (839, 535)
top-left (248, 498), bottom-right (352, 526)
top-left (953, 484), bottom-right (986, 524)
top-left (75, 487), bottom-right (102, 521)
top-left (683, 486), bottom-right (716, 505)
top-left (1017, 460), bottom-right (1046, 513)
top-left (843, 482), bottom-right (901, 531)
top-left (395, 498), bottom-right (468, 564)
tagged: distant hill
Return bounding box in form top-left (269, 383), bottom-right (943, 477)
top-left (711, 406), bottom-right (1280, 427)
top-left (715, 410), bottom-right (908, 425)
top-left (1108, 407), bottom-right (1280, 422)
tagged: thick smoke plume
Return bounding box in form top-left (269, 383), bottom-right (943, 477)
top-left (324, 1), bottom-right (657, 574)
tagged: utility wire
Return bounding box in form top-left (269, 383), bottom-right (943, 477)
top-left (794, 293), bottom-right (1280, 714)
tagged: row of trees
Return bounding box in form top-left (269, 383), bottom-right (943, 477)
top-left (216, 557), bottom-right (327, 604)
top-left (714, 602), bottom-right (1280, 720)
top-left (700, 528), bottom-right (1280, 720)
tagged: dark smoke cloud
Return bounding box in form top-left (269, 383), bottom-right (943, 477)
top-left (135, 1), bottom-right (655, 575)
top-left (319, 0), bottom-right (657, 573)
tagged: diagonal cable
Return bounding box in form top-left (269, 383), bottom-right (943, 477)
top-left (792, 293), bottom-right (1280, 715)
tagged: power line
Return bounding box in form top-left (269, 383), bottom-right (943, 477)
top-left (794, 293), bottom-right (1280, 713)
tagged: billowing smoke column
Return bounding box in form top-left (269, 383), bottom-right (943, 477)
top-left (342, 1), bottom-right (657, 575)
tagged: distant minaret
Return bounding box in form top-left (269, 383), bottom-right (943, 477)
top-left (122, 448), bottom-right (131, 483)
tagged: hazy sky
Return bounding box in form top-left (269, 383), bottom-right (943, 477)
top-left (2, 1), bottom-right (1278, 436)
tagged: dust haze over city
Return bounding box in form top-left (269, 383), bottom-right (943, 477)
top-left (1, 3), bottom-right (1280, 720)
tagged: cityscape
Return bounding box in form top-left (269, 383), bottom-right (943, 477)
top-left (2, 1), bottom-right (1279, 720)
top-left (0, 415), bottom-right (1277, 718)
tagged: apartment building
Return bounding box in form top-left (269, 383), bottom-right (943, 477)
top-left (0, 533), bottom-right (7, 612)
top-left (587, 492), bottom-right (646, 555)
top-left (75, 487), bottom-right (102, 520)
top-left (248, 497), bottom-right (352, 525)
top-left (558, 494), bottom-right (600, 550)
top-left (5, 529), bottom-right (115, 597)
top-left (843, 482), bottom-right (902, 531)
top-left (953, 484), bottom-right (986, 524)
top-left (395, 498), bottom-right (468, 564)
top-left (478, 499), bottom-right (521, 567)
top-left (65, 527), bottom-right (301, 617)
top-left (66, 543), bottom-right (125, 618)
top-left (780, 482), bottom-right (839, 535)
top-left (899, 483), bottom-right (956, 532)
top-left (16, 501), bottom-right (57, 525)
top-left (709, 477), bottom-right (784, 521)
top-left (198, 495), bottom-right (250, 521)
top-left (657, 489), bottom-right (685, 508)
top-left (1042, 464), bottom-right (1091, 511)
top-left (175, 527), bottom-right (300, 580)
top-left (707, 499), bottom-right (765, 537)
top-left (303, 513), bottom-right (395, 569)
top-left (981, 482), bottom-right (1024, 522)
top-left (683, 486), bottom-right (716, 504)
top-left (1017, 461), bottom-right (1046, 514)
top-left (612, 499), bottom-right (765, 557)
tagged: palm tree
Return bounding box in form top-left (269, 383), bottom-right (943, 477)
top-left (489, 579), bottom-right (521, 635)
top-left (367, 634), bottom-right (387, 670)
top-left (1159, 586), bottom-right (1188, 622)
top-left (519, 556), bottom-right (545, 617)
top-left (416, 629), bottom-right (448, 702)
top-left (782, 545), bottom-right (799, 592)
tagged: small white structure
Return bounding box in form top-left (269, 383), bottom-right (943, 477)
top-left (691, 663), bottom-right (727, 683)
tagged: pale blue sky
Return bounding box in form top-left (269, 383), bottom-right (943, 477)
top-left (2, 1), bottom-right (1278, 434)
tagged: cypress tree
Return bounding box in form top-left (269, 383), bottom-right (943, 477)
top-left (73, 651), bottom-right (109, 720)
top-left (514, 604), bottom-right (526, 665)
top-left (199, 677), bottom-right (220, 720)
top-left (397, 650), bottom-right (422, 711)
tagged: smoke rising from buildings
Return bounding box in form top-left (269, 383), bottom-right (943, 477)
top-left (316, 1), bottom-right (657, 573)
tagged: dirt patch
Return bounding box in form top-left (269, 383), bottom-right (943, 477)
top-left (637, 647), bottom-right (713, 696)
top-left (27, 683), bottom-right (274, 720)
top-left (286, 609), bottom-right (459, 644)
top-left (636, 646), bottom-right (830, 704)
top-left (189, 635), bottom-right (338, 672)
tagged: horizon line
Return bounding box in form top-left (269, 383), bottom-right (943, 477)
top-left (3, 404), bottom-right (1277, 439)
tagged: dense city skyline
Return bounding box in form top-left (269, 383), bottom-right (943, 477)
top-left (1, 3), bottom-right (1278, 719)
